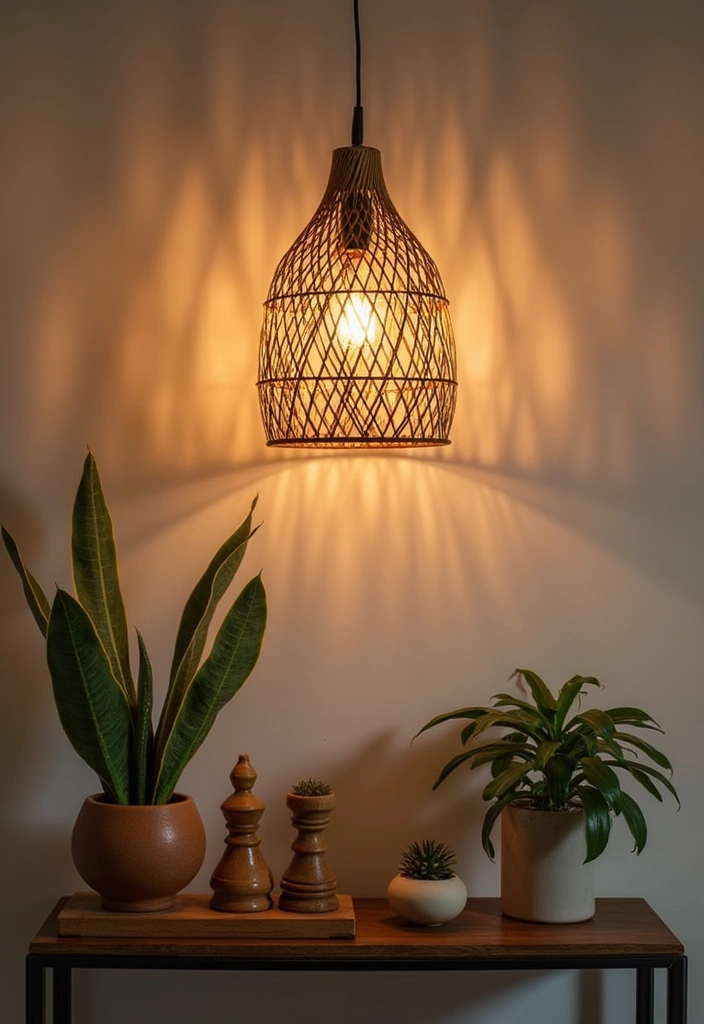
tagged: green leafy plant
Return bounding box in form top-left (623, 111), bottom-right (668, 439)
top-left (399, 839), bottom-right (457, 880)
top-left (2, 452), bottom-right (267, 805)
top-left (291, 778), bottom-right (333, 797)
top-left (415, 669), bottom-right (679, 863)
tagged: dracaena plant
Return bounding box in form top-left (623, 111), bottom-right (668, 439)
top-left (415, 669), bottom-right (679, 864)
top-left (2, 452), bottom-right (267, 805)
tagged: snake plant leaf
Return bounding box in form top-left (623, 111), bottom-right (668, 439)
top-left (71, 453), bottom-right (135, 707)
top-left (619, 790), bottom-right (648, 854)
top-left (1, 526), bottom-right (50, 637)
top-left (47, 589), bottom-right (131, 805)
top-left (576, 784), bottom-right (612, 862)
top-left (157, 505), bottom-right (258, 763)
top-left (133, 631), bottom-right (154, 805)
top-left (152, 573), bottom-right (267, 804)
top-left (168, 499), bottom-right (257, 684)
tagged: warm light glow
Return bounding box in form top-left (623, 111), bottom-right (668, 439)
top-left (336, 293), bottom-right (378, 350)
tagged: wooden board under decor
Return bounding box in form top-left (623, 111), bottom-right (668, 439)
top-left (57, 892), bottom-right (356, 939)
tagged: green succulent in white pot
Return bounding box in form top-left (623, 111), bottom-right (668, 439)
top-left (415, 669), bottom-right (679, 923)
top-left (2, 452), bottom-right (267, 910)
top-left (387, 840), bottom-right (467, 926)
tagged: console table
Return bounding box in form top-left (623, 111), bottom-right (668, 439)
top-left (27, 896), bottom-right (687, 1024)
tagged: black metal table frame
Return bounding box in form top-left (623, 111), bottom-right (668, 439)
top-left (26, 950), bottom-right (688, 1024)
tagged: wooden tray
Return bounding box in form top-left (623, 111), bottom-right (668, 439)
top-left (57, 892), bottom-right (355, 939)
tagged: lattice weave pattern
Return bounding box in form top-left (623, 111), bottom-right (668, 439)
top-left (258, 146), bottom-right (457, 447)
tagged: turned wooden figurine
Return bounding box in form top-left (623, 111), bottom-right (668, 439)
top-left (279, 778), bottom-right (339, 913)
top-left (209, 754), bottom-right (274, 912)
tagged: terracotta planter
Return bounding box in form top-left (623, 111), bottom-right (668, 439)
top-left (387, 873), bottom-right (467, 926)
top-left (501, 804), bottom-right (595, 924)
top-left (71, 793), bottom-right (206, 912)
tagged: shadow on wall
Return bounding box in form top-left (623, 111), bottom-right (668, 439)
top-left (376, 0), bottom-right (704, 514)
top-left (0, 0), bottom-right (344, 489)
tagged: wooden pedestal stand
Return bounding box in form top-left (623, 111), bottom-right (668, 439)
top-left (209, 755), bottom-right (273, 913)
top-left (279, 791), bottom-right (339, 913)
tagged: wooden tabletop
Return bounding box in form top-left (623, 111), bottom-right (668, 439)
top-left (29, 897), bottom-right (684, 962)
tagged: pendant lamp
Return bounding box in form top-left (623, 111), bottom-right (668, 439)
top-left (257, 0), bottom-right (457, 448)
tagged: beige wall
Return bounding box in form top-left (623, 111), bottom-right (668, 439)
top-left (1, 1), bottom-right (702, 1021)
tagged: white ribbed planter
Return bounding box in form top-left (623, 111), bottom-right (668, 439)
top-left (387, 873), bottom-right (468, 926)
top-left (500, 804), bottom-right (595, 924)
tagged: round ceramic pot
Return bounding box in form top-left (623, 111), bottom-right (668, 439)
top-left (71, 793), bottom-right (206, 912)
top-left (387, 873), bottom-right (467, 926)
top-left (500, 804), bottom-right (595, 924)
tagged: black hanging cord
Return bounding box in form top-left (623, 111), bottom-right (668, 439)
top-left (351, 0), bottom-right (364, 145)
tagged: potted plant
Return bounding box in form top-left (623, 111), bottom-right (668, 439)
top-left (2, 452), bottom-right (267, 911)
top-left (387, 839), bottom-right (467, 926)
top-left (279, 778), bottom-right (339, 913)
top-left (415, 669), bottom-right (679, 923)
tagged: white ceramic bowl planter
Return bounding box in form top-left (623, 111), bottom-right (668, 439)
top-left (387, 873), bottom-right (468, 926)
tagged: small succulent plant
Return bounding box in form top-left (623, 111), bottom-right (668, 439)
top-left (399, 839), bottom-right (457, 881)
top-left (291, 778), bottom-right (333, 797)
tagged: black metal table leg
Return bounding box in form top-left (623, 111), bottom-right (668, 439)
top-left (636, 967), bottom-right (654, 1024)
top-left (668, 957), bottom-right (687, 1024)
top-left (26, 956), bottom-right (44, 1024)
top-left (53, 965), bottom-right (72, 1024)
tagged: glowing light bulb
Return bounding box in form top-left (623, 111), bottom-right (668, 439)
top-left (336, 294), bottom-right (377, 349)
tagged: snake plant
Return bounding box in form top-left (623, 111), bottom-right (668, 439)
top-left (415, 669), bottom-right (679, 863)
top-left (2, 452), bottom-right (267, 805)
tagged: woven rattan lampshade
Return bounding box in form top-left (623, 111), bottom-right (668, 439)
top-left (258, 145), bottom-right (457, 447)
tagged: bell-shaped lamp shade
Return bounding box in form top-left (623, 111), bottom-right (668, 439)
top-left (258, 146), bottom-right (457, 447)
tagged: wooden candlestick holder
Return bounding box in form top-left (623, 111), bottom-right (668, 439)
top-left (279, 791), bottom-right (339, 913)
top-left (209, 754), bottom-right (273, 913)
